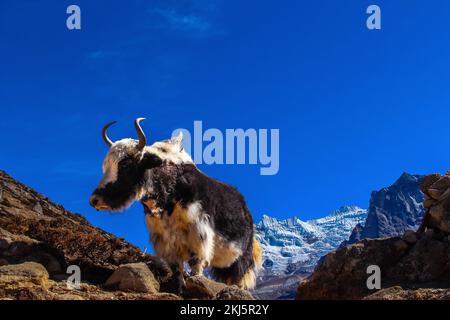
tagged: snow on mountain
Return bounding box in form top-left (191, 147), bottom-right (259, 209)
top-left (255, 205), bottom-right (367, 276)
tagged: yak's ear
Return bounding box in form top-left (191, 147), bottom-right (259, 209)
top-left (170, 132), bottom-right (183, 151)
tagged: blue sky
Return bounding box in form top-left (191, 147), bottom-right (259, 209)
top-left (1, 1), bottom-right (450, 250)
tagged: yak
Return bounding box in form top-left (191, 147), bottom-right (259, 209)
top-left (89, 118), bottom-right (262, 292)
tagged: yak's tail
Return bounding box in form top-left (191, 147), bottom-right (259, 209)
top-left (212, 238), bottom-right (262, 290)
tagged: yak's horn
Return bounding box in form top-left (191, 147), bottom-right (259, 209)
top-left (102, 121), bottom-right (117, 147)
top-left (134, 118), bottom-right (147, 151)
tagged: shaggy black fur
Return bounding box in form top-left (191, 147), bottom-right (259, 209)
top-left (147, 161), bottom-right (256, 284)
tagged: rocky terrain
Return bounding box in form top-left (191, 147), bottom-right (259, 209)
top-left (0, 170), bottom-right (253, 300)
top-left (296, 171), bottom-right (450, 300)
top-left (254, 173), bottom-right (427, 299)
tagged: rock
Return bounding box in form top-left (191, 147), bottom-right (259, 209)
top-left (184, 275), bottom-right (228, 299)
top-left (402, 230), bottom-right (418, 244)
top-left (394, 239), bottom-right (409, 252)
top-left (364, 286), bottom-right (450, 300)
top-left (54, 294), bottom-right (85, 300)
top-left (425, 228), bottom-right (435, 238)
top-left (104, 263), bottom-right (159, 294)
top-left (0, 262), bottom-right (49, 288)
top-left (33, 202), bottom-right (43, 215)
top-left (0, 239), bottom-right (9, 251)
top-left (215, 286), bottom-right (255, 300)
top-left (297, 234), bottom-right (450, 300)
top-left (421, 172), bottom-right (450, 235)
top-left (428, 189), bottom-right (442, 200)
top-left (421, 174), bottom-right (441, 194)
top-left (423, 198), bottom-right (436, 209)
top-left (0, 259), bottom-right (8, 266)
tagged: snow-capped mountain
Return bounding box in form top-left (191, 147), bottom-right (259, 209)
top-left (255, 205), bottom-right (367, 276)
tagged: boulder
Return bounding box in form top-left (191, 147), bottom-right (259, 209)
top-left (184, 275), bottom-right (228, 299)
top-left (215, 286), bottom-right (255, 300)
top-left (421, 172), bottom-right (450, 234)
top-left (0, 262), bottom-right (49, 287)
top-left (402, 230), bottom-right (418, 244)
top-left (104, 263), bottom-right (159, 294)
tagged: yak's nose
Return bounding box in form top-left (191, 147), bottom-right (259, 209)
top-left (89, 194), bottom-right (100, 208)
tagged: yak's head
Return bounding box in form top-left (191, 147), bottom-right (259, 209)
top-left (89, 118), bottom-right (192, 212)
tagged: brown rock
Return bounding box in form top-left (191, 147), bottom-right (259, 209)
top-left (0, 262), bottom-right (49, 287)
top-left (428, 189), bottom-right (442, 200)
top-left (297, 232), bottom-right (450, 300)
top-left (364, 286), bottom-right (450, 300)
top-left (184, 275), bottom-right (228, 299)
top-left (215, 286), bottom-right (254, 300)
top-left (423, 198), bottom-right (436, 209)
top-left (421, 174), bottom-right (441, 194)
top-left (104, 263), bottom-right (159, 294)
top-left (402, 230), bottom-right (418, 244)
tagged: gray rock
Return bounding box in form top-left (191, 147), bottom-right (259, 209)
top-left (33, 202), bottom-right (43, 215)
top-left (104, 262), bottom-right (159, 294)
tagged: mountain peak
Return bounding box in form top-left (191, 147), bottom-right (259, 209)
top-left (393, 172), bottom-right (423, 186)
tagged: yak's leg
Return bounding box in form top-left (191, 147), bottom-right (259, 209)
top-left (164, 261), bottom-right (185, 295)
top-left (188, 256), bottom-right (207, 276)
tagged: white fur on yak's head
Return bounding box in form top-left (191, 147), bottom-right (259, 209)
top-left (89, 118), bottom-right (193, 212)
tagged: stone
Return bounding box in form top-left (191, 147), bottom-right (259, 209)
top-left (402, 230), bottom-right (418, 244)
top-left (364, 286), bottom-right (450, 300)
top-left (421, 174), bottom-right (441, 193)
top-left (184, 275), bottom-right (228, 299)
top-left (423, 198), bottom-right (436, 209)
top-left (0, 239), bottom-right (9, 251)
top-left (0, 262), bottom-right (49, 287)
top-left (33, 202), bottom-right (43, 215)
top-left (430, 176), bottom-right (450, 191)
top-left (393, 239), bottom-right (409, 253)
top-left (215, 286), bottom-right (254, 300)
top-left (104, 263), bottom-right (159, 294)
top-left (428, 189), bottom-right (442, 200)
top-left (54, 294), bottom-right (85, 300)
top-left (425, 228), bottom-right (435, 238)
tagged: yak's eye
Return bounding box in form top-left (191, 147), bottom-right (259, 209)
top-left (141, 153), bottom-right (163, 169)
